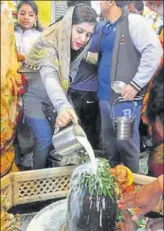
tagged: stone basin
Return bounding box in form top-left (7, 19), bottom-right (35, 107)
top-left (26, 199), bottom-right (67, 231)
top-left (27, 199), bottom-right (149, 231)
top-left (26, 198), bottom-right (116, 231)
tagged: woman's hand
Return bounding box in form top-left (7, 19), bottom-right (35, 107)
top-left (118, 179), bottom-right (162, 221)
top-left (55, 108), bottom-right (78, 127)
top-left (121, 85), bottom-right (138, 101)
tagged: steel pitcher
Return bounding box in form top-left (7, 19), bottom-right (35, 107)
top-left (52, 124), bottom-right (87, 156)
top-left (111, 97), bottom-right (136, 140)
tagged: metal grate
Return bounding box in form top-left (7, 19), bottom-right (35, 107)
top-left (11, 166), bottom-right (74, 206)
top-left (17, 176), bottom-right (70, 198)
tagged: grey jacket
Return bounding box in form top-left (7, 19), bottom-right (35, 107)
top-left (109, 11), bottom-right (162, 103)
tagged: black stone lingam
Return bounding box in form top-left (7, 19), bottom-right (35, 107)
top-left (66, 160), bottom-right (117, 231)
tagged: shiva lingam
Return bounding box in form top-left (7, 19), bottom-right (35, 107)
top-left (27, 159), bottom-right (118, 231)
top-left (26, 163), bottom-right (154, 231)
top-left (66, 160), bottom-right (117, 231)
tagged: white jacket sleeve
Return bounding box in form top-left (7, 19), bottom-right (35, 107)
top-left (40, 66), bottom-right (73, 114)
top-left (129, 14), bottom-right (162, 91)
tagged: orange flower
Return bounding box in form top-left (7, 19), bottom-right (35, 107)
top-left (111, 165), bottom-right (134, 187)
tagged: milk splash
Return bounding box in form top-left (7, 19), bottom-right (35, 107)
top-left (76, 136), bottom-right (97, 173)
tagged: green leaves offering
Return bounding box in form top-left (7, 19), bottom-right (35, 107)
top-left (79, 159), bottom-right (116, 202)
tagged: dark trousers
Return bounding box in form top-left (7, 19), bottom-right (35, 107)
top-left (99, 100), bottom-right (142, 173)
top-left (68, 89), bottom-right (100, 150)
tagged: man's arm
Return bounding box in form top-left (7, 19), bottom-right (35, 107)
top-left (128, 14), bottom-right (162, 92)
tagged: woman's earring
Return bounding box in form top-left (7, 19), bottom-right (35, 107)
top-left (34, 21), bottom-right (37, 27)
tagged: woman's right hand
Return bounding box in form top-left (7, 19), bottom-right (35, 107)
top-left (55, 108), bottom-right (78, 128)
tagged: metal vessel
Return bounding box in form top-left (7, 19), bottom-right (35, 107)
top-left (52, 124), bottom-right (87, 156)
top-left (111, 97), bottom-right (136, 140)
top-left (111, 81), bottom-right (126, 94)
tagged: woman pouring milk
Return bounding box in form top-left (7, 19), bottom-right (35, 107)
top-left (23, 4), bottom-right (97, 169)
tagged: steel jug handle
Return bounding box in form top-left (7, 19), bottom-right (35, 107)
top-left (111, 97), bottom-right (123, 120)
top-left (111, 97), bottom-right (136, 119)
top-left (131, 101), bottom-right (137, 119)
